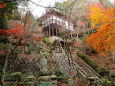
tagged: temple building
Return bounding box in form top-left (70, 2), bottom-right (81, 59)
top-left (38, 9), bottom-right (76, 37)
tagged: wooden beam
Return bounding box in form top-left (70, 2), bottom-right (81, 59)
top-left (56, 28), bottom-right (57, 36)
top-left (49, 24), bottom-right (50, 36)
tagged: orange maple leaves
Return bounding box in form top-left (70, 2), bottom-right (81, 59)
top-left (86, 5), bottom-right (115, 54)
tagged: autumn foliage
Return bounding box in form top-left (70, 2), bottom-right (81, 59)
top-left (0, 3), bottom-right (6, 8)
top-left (86, 5), bottom-right (115, 54)
top-left (0, 23), bottom-right (23, 39)
top-left (0, 22), bottom-right (40, 43)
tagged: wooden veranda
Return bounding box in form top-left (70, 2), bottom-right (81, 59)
top-left (38, 9), bottom-right (76, 37)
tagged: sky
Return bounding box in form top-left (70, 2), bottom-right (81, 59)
top-left (110, 0), bottom-right (115, 3)
top-left (26, 0), bottom-right (114, 18)
top-left (28, 0), bottom-right (67, 18)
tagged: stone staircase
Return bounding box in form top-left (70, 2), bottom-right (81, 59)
top-left (52, 40), bottom-right (103, 85)
top-left (72, 55), bottom-right (103, 84)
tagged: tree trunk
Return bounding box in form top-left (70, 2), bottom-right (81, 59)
top-left (77, 27), bottom-right (79, 42)
top-left (1, 55), bottom-right (9, 86)
top-left (0, 38), bottom-right (22, 86)
top-left (113, 50), bottom-right (115, 64)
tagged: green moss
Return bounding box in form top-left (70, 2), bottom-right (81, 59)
top-left (43, 37), bottom-right (51, 44)
top-left (0, 43), bottom-right (9, 50)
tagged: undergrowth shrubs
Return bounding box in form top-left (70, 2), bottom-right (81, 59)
top-left (77, 52), bottom-right (99, 72)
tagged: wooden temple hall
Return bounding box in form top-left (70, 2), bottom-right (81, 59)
top-left (38, 9), bottom-right (76, 37)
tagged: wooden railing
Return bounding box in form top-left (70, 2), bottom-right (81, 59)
top-left (42, 19), bottom-right (73, 31)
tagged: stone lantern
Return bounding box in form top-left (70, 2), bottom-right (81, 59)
top-left (88, 77), bottom-right (99, 86)
top-left (38, 52), bottom-right (57, 86)
top-left (111, 71), bottom-right (115, 81)
top-left (51, 75), bottom-right (57, 86)
top-left (24, 75), bottom-right (36, 86)
top-left (111, 71), bottom-right (115, 85)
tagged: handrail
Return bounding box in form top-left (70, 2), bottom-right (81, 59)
top-left (73, 61), bottom-right (87, 78)
top-left (73, 56), bottom-right (103, 84)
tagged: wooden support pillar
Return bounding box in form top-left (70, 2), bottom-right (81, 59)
top-left (47, 29), bottom-right (48, 36)
top-left (52, 24), bottom-right (54, 36)
top-left (48, 27), bottom-right (50, 36)
top-left (71, 31), bottom-right (72, 39)
top-left (45, 30), bottom-right (46, 36)
top-left (49, 24), bottom-right (50, 36)
top-left (56, 28), bottom-right (57, 36)
top-left (50, 27), bottom-right (52, 36)
top-left (53, 28), bottom-right (54, 36)
top-left (47, 29), bottom-right (49, 36)
top-left (45, 30), bottom-right (47, 36)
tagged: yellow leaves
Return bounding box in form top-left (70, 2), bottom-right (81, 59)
top-left (89, 6), bottom-right (115, 28)
top-left (87, 6), bottom-right (115, 54)
top-left (89, 6), bottom-right (104, 27)
top-left (64, 0), bottom-right (71, 7)
top-left (3, 13), bottom-right (8, 19)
